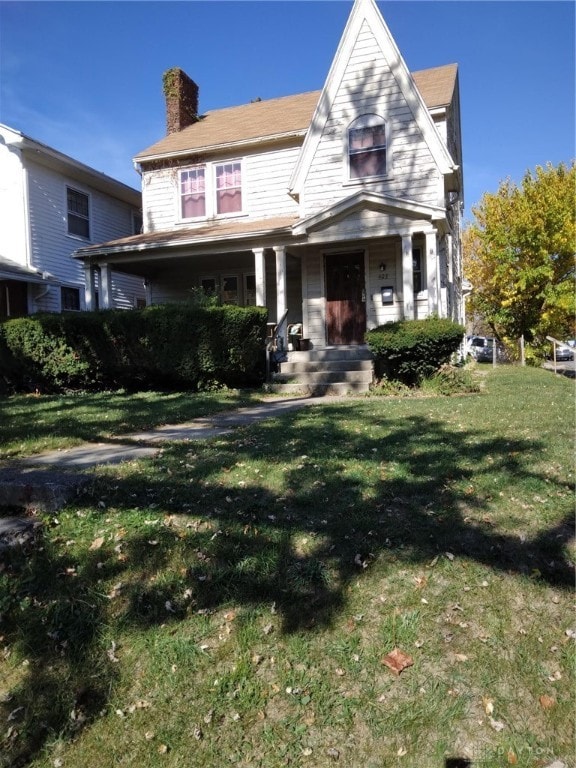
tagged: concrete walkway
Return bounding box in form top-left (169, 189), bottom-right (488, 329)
top-left (0, 396), bottom-right (340, 513)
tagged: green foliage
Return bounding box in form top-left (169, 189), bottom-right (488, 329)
top-left (365, 317), bottom-right (465, 385)
top-left (0, 316), bottom-right (91, 391)
top-left (464, 161), bottom-right (576, 348)
top-left (420, 364), bottom-right (480, 396)
top-left (0, 304), bottom-right (268, 393)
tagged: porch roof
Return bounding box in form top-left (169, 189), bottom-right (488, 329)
top-left (0, 256), bottom-right (57, 284)
top-left (74, 215), bottom-right (300, 260)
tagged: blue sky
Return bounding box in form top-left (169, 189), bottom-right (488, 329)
top-left (1, 0), bottom-right (574, 222)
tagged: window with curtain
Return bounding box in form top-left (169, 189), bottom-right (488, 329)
top-left (216, 162), bottom-right (242, 214)
top-left (348, 115), bottom-right (387, 180)
top-left (181, 167), bottom-right (206, 218)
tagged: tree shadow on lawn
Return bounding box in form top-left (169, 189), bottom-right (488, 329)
top-left (0, 388), bottom-right (261, 457)
top-left (1, 407), bottom-right (573, 765)
top-left (109, 408), bottom-right (574, 632)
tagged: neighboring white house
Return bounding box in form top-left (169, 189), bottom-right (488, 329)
top-left (0, 123), bottom-right (145, 318)
top-left (75, 0), bottom-right (464, 350)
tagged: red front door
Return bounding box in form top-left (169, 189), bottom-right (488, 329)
top-left (325, 251), bottom-right (366, 345)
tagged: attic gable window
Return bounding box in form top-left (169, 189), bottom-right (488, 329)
top-left (348, 115), bottom-right (387, 180)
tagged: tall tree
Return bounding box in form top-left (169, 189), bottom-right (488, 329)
top-left (463, 162), bottom-right (575, 348)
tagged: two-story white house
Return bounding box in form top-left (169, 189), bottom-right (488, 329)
top-left (0, 124), bottom-right (145, 318)
top-left (75, 0), bottom-right (464, 354)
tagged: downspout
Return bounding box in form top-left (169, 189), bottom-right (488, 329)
top-left (21, 164), bottom-right (33, 270)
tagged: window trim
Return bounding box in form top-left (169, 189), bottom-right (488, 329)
top-left (346, 114), bottom-right (388, 183)
top-left (66, 186), bottom-right (91, 241)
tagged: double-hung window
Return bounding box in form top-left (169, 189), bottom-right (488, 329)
top-left (180, 161), bottom-right (243, 220)
top-left (348, 115), bottom-right (387, 180)
top-left (216, 162), bottom-right (242, 214)
top-left (181, 167), bottom-right (206, 219)
top-left (67, 187), bottom-right (90, 239)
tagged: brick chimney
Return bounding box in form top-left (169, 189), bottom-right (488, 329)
top-left (163, 68), bottom-right (199, 134)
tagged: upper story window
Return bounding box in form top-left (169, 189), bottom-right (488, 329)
top-left (348, 115), bottom-right (387, 180)
top-left (132, 211), bottom-right (143, 235)
top-left (67, 187), bottom-right (90, 239)
top-left (181, 167), bottom-right (206, 218)
top-left (216, 163), bottom-right (242, 214)
top-left (180, 161), bottom-right (243, 221)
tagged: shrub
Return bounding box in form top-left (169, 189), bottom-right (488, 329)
top-left (366, 317), bottom-right (465, 385)
top-left (0, 304), bottom-right (268, 393)
top-left (420, 364), bottom-right (480, 396)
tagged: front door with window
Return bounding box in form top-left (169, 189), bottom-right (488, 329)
top-left (325, 252), bottom-right (366, 345)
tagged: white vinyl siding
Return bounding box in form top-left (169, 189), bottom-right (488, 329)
top-left (301, 20), bottom-right (442, 216)
top-left (21, 159), bottom-right (145, 312)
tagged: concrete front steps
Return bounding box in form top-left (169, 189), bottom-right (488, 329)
top-left (268, 346), bottom-right (374, 396)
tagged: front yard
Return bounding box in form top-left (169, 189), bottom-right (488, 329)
top-left (0, 366), bottom-right (574, 767)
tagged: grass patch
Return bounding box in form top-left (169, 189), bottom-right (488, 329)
top-left (0, 389), bottom-right (260, 459)
top-left (0, 367), bottom-right (574, 767)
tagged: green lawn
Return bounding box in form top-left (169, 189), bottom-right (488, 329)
top-left (0, 366), bottom-right (574, 768)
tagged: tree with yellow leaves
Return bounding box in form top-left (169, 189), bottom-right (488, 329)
top-left (463, 162), bottom-right (575, 354)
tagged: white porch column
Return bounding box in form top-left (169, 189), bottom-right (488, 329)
top-left (274, 245), bottom-right (287, 345)
top-left (83, 263), bottom-right (96, 311)
top-left (401, 234), bottom-right (414, 320)
top-left (253, 247), bottom-right (266, 307)
top-left (99, 263), bottom-right (113, 309)
top-left (426, 230), bottom-right (439, 316)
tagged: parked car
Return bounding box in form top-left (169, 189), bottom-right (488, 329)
top-left (466, 336), bottom-right (498, 363)
top-left (548, 340), bottom-right (575, 362)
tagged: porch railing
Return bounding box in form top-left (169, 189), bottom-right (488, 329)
top-left (266, 308), bottom-right (289, 381)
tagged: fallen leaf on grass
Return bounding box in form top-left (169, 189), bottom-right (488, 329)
top-left (489, 716), bottom-right (505, 732)
top-left (381, 648), bottom-right (414, 676)
top-left (539, 695), bottom-right (556, 709)
top-left (89, 537), bottom-right (105, 550)
top-left (107, 641), bottom-right (120, 663)
top-left (507, 750), bottom-right (518, 764)
top-left (482, 696), bottom-right (494, 715)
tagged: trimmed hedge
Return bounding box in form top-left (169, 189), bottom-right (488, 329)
top-left (0, 304), bottom-right (268, 393)
top-left (366, 317), bottom-right (465, 385)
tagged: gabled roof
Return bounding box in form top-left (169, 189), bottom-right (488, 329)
top-left (0, 124), bottom-right (141, 205)
top-left (134, 64), bottom-right (458, 163)
top-left (293, 190), bottom-right (446, 236)
top-left (289, 0), bottom-right (457, 197)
